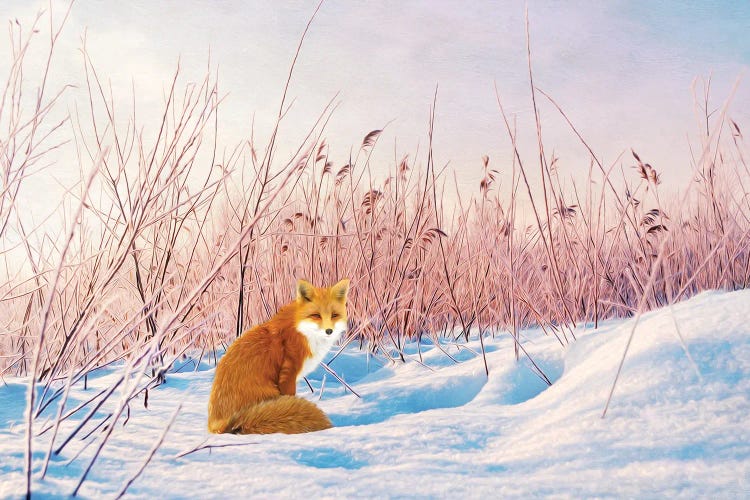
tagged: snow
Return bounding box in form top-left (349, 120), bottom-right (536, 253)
top-left (1, 289), bottom-right (749, 498)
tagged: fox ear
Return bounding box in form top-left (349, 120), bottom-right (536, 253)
top-left (297, 279), bottom-right (314, 302)
top-left (331, 278), bottom-right (350, 302)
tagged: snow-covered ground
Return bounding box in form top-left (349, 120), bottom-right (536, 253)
top-left (1, 290), bottom-right (749, 498)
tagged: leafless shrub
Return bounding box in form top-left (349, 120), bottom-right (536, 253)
top-left (2, 4), bottom-right (749, 497)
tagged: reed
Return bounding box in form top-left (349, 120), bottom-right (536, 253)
top-left (1, 3), bottom-right (748, 497)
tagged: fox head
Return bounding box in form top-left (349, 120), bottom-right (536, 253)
top-left (294, 278), bottom-right (349, 341)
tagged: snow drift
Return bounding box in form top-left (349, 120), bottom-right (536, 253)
top-left (1, 289), bottom-right (749, 498)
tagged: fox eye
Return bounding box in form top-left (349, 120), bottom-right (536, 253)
top-left (310, 313), bottom-right (321, 319)
top-left (331, 313), bottom-right (339, 319)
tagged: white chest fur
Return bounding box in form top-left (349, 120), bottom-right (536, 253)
top-left (296, 320), bottom-right (346, 379)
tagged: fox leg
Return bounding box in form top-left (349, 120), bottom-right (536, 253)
top-left (277, 356), bottom-right (298, 396)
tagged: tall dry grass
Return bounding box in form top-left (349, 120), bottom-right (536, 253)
top-left (1, 4), bottom-right (749, 497)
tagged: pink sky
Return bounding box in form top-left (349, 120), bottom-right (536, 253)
top-left (2, 0), bottom-right (749, 227)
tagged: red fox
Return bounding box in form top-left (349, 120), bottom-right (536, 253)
top-left (208, 278), bottom-right (349, 434)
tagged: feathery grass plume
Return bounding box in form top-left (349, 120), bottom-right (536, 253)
top-left (2, 3), bottom-right (749, 497)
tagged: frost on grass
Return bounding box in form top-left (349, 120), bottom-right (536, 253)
top-left (1, 5), bottom-right (749, 499)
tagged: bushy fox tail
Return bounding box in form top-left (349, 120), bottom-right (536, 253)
top-left (209, 396), bottom-right (333, 435)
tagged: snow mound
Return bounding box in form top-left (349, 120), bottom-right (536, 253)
top-left (1, 290), bottom-right (749, 498)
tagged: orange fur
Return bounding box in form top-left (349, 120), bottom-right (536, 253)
top-left (208, 279), bottom-right (349, 434)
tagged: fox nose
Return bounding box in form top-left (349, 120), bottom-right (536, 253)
top-left (325, 328), bottom-right (333, 335)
